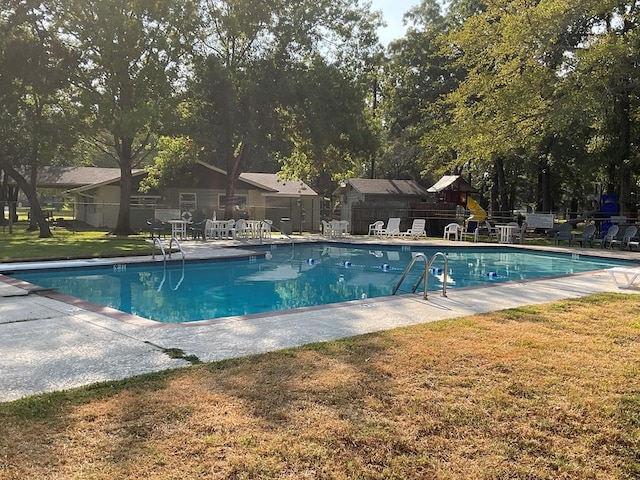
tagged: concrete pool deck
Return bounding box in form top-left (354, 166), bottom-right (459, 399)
top-left (1, 236), bottom-right (639, 403)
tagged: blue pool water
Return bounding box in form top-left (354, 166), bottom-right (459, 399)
top-left (6, 244), bottom-right (632, 323)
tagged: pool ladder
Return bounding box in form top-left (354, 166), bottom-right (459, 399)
top-left (152, 236), bottom-right (185, 262)
top-left (392, 251), bottom-right (448, 299)
top-left (152, 237), bottom-right (186, 291)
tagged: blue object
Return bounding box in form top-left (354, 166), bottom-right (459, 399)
top-left (7, 245), bottom-right (633, 323)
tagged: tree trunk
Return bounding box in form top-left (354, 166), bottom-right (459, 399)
top-left (537, 153), bottom-right (552, 212)
top-left (112, 137), bottom-right (135, 236)
top-left (493, 157), bottom-right (508, 220)
top-left (224, 142), bottom-right (247, 219)
top-left (0, 169), bottom-right (8, 225)
top-left (4, 165), bottom-right (52, 238)
top-left (27, 163), bottom-right (39, 231)
top-left (616, 91), bottom-right (632, 216)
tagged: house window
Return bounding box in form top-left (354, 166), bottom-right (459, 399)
top-left (130, 196), bottom-right (158, 208)
top-left (219, 194), bottom-right (247, 208)
top-left (179, 193), bottom-right (196, 212)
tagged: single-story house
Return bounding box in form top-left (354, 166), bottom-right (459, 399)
top-left (34, 162), bottom-right (320, 233)
top-left (333, 178), bottom-right (430, 234)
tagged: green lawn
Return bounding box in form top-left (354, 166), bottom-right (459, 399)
top-left (0, 224), bottom-right (151, 262)
top-left (1, 294), bottom-right (638, 479)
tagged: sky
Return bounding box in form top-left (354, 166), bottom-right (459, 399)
top-left (370, 0), bottom-right (421, 45)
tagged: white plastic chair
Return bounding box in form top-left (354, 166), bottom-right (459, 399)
top-left (380, 218), bottom-right (401, 237)
top-left (261, 219), bottom-right (273, 238)
top-left (368, 220), bottom-right (384, 236)
top-left (443, 223), bottom-right (461, 241)
top-left (401, 219), bottom-right (427, 239)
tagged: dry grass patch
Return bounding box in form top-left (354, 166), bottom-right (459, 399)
top-left (1, 293), bottom-right (639, 479)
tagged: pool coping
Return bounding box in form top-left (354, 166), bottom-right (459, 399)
top-left (2, 236), bottom-right (640, 402)
top-left (3, 239), bottom-right (638, 328)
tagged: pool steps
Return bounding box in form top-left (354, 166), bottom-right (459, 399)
top-left (392, 251), bottom-right (449, 299)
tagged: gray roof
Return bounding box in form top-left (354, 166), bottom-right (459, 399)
top-left (32, 166), bottom-right (126, 188)
top-left (240, 173), bottom-right (318, 197)
top-left (340, 178), bottom-right (428, 196)
top-left (34, 165), bottom-right (318, 197)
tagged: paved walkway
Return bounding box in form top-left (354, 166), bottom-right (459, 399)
top-left (1, 237), bottom-right (639, 403)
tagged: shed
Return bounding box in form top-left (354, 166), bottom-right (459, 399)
top-left (333, 178), bottom-right (429, 234)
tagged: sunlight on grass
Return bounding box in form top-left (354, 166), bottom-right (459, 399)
top-left (0, 226), bottom-right (150, 261)
top-left (1, 294), bottom-right (638, 479)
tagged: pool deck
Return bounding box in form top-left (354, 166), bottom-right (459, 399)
top-left (1, 235), bottom-right (639, 403)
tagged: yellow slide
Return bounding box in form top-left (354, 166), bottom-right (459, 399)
top-left (466, 196), bottom-right (487, 223)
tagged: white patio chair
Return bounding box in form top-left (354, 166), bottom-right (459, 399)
top-left (368, 220), bottom-right (384, 236)
top-left (380, 217), bottom-right (401, 237)
top-left (401, 219), bottom-right (427, 239)
top-left (260, 219), bottom-right (273, 238)
top-left (443, 222), bottom-right (461, 241)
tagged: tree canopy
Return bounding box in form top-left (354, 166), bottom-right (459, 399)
top-left (2, 0), bottom-right (639, 231)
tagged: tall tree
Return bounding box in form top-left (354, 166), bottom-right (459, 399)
top-left (0, 0), bottom-right (78, 237)
top-left (379, 0), bottom-right (459, 182)
top-left (569, 0), bottom-right (640, 216)
top-left (51, 0), bottom-right (197, 235)
top-left (189, 0), bottom-right (382, 216)
top-left (434, 0), bottom-right (605, 213)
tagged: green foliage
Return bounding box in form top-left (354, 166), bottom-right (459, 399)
top-left (374, 0), bottom-right (639, 213)
top-left (188, 0), bottom-right (382, 198)
top-left (140, 136), bottom-right (197, 192)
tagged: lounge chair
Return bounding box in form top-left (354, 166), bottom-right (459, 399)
top-left (234, 219), bottom-right (250, 239)
top-left (147, 218), bottom-right (167, 239)
top-left (443, 222), bottom-right (461, 241)
top-left (189, 219), bottom-right (207, 240)
top-left (554, 222), bottom-right (574, 245)
top-left (401, 219), bottom-right (427, 239)
top-left (483, 221), bottom-right (497, 242)
top-left (321, 220), bottom-right (333, 237)
top-left (573, 224), bottom-right (596, 248)
top-left (608, 266), bottom-right (640, 289)
top-left (460, 220), bottom-right (479, 242)
top-left (511, 222), bottom-right (528, 244)
top-left (368, 220), bottom-right (384, 236)
top-left (610, 225), bottom-right (638, 250)
top-left (380, 217), bottom-right (401, 237)
top-left (593, 224), bottom-right (619, 249)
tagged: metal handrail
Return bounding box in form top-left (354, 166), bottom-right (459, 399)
top-left (422, 252), bottom-right (449, 299)
top-left (392, 253), bottom-right (427, 295)
top-left (392, 251), bottom-right (448, 299)
top-left (168, 236), bottom-right (185, 260)
top-left (151, 237), bottom-right (167, 262)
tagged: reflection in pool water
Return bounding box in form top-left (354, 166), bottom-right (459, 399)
top-left (7, 244), bottom-right (631, 323)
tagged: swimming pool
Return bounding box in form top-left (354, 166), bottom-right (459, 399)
top-left (5, 243), bottom-right (632, 323)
